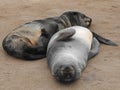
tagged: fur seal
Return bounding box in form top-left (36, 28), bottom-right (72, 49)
top-left (2, 11), bottom-right (117, 60)
top-left (46, 26), bottom-right (111, 82)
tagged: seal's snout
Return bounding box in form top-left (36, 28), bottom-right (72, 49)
top-left (84, 17), bottom-right (92, 27)
top-left (61, 66), bottom-right (74, 79)
top-left (55, 65), bottom-right (76, 82)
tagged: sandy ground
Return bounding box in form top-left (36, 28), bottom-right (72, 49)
top-left (0, 0), bottom-right (120, 90)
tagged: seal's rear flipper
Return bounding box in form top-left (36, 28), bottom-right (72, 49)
top-left (56, 29), bottom-right (75, 41)
top-left (23, 52), bottom-right (46, 60)
top-left (23, 44), bottom-right (47, 60)
top-left (92, 32), bottom-right (118, 46)
top-left (88, 38), bottom-right (100, 60)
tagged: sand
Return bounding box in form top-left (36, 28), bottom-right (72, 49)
top-left (0, 0), bottom-right (120, 90)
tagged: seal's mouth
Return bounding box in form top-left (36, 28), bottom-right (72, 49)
top-left (54, 65), bottom-right (76, 82)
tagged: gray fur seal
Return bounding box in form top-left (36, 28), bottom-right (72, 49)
top-left (47, 26), bottom-right (102, 82)
top-left (2, 11), bottom-right (117, 60)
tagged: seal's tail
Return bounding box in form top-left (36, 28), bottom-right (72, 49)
top-left (92, 32), bottom-right (118, 46)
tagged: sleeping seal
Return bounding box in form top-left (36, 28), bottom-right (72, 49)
top-left (2, 11), bottom-right (117, 60)
top-left (47, 26), bottom-right (101, 82)
top-left (2, 11), bottom-right (92, 60)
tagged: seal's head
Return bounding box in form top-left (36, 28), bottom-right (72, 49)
top-left (62, 11), bottom-right (92, 28)
top-left (51, 57), bottom-right (81, 82)
top-left (54, 65), bottom-right (76, 82)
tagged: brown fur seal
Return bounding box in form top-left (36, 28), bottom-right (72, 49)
top-left (2, 11), bottom-right (117, 60)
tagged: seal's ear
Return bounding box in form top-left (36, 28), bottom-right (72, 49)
top-left (57, 29), bottom-right (75, 41)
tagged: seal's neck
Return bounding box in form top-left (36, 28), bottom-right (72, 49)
top-left (59, 15), bottom-right (80, 29)
top-left (59, 15), bottom-right (72, 28)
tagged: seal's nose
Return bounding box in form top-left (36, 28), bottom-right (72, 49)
top-left (84, 17), bottom-right (92, 27)
top-left (62, 67), bottom-right (72, 78)
top-left (59, 65), bottom-right (75, 82)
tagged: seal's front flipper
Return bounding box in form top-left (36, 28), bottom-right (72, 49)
top-left (88, 37), bottom-right (100, 60)
top-left (92, 32), bottom-right (118, 46)
top-left (23, 52), bottom-right (46, 60)
top-left (56, 29), bottom-right (76, 41)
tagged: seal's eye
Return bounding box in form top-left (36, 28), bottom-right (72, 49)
top-left (79, 14), bottom-right (86, 18)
